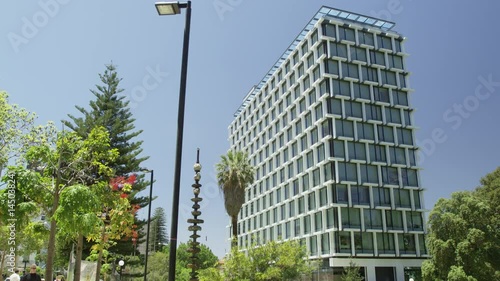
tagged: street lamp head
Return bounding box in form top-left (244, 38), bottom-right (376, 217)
top-left (118, 260), bottom-right (125, 267)
top-left (141, 168), bottom-right (153, 173)
top-left (155, 1), bottom-right (187, 15)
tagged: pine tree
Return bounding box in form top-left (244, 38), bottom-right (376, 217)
top-left (150, 207), bottom-right (168, 251)
top-left (63, 64), bottom-right (150, 260)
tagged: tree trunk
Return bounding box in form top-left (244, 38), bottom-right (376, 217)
top-left (95, 223), bottom-right (106, 281)
top-left (45, 188), bottom-right (60, 281)
top-left (46, 143), bottom-right (64, 281)
top-left (74, 233), bottom-right (83, 281)
top-left (231, 215), bottom-right (238, 248)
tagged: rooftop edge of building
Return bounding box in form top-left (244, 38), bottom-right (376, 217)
top-left (233, 5), bottom-right (401, 119)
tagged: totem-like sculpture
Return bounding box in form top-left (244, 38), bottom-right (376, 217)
top-left (187, 149), bottom-right (204, 281)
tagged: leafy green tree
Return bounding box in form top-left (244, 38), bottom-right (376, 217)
top-left (0, 91), bottom-right (36, 178)
top-left (340, 261), bottom-right (364, 281)
top-left (14, 125), bottom-right (119, 281)
top-left (216, 151), bottom-right (254, 247)
top-left (63, 64), bottom-right (150, 258)
top-left (145, 251), bottom-right (169, 281)
top-left (218, 240), bottom-right (312, 281)
top-left (422, 167), bottom-right (500, 281)
top-left (149, 207), bottom-right (168, 252)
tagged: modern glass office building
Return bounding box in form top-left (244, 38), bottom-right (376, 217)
top-left (228, 6), bottom-right (427, 281)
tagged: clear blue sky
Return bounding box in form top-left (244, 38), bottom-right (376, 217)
top-left (1, 0), bottom-right (499, 258)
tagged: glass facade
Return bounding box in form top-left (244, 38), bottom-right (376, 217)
top-left (229, 5), bottom-right (426, 281)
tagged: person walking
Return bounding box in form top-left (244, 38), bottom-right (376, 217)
top-left (9, 269), bottom-right (21, 281)
top-left (22, 265), bottom-right (41, 281)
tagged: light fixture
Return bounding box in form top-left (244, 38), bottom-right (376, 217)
top-left (155, 1), bottom-right (185, 15)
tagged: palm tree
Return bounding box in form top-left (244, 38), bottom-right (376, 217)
top-left (216, 150), bottom-right (254, 247)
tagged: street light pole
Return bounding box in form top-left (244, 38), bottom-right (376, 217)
top-left (143, 170), bottom-right (154, 281)
top-left (155, 2), bottom-right (192, 281)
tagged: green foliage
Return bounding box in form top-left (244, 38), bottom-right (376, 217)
top-left (145, 251), bottom-right (169, 281)
top-left (340, 261), bottom-right (364, 281)
top-left (220, 240), bottom-right (312, 281)
top-left (63, 63), bottom-right (150, 257)
top-left (216, 150), bottom-right (254, 244)
top-left (423, 167), bottom-right (500, 281)
top-left (0, 91), bottom-right (36, 177)
top-left (149, 207), bottom-right (168, 252)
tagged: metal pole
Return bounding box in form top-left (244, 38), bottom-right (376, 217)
top-left (143, 170), bottom-right (154, 281)
top-left (168, 2), bottom-right (191, 281)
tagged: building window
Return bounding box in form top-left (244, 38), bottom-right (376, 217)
top-left (373, 187), bottom-right (391, 207)
top-left (335, 120), bottom-right (355, 138)
top-left (326, 207), bottom-right (337, 229)
top-left (377, 233), bottom-right (395, 254)
top-left (315, 211), bottom-right (323, 232)
top-left (360, 164), bottom-right (378, 184)
top-left (328, 98), bottom-right (342, 115)
top-left (331, 139), bottom-right (345, 158)
top-left (388, 54), bottom-right (404, 69)
top-left (333, 184), bottom-right (348, 204)
top-left (386, 210), bottom-right (404, 230)
top-left (323, 23), bottom-right (336, 38)
top-left (413, 190), bottom-right (422, 209)
top-left (398, 233), bottom-right (416, 254)
top-left (370, 50), bottom-right (385, 66)
top-left (297, 196), bottom-right (306, 214)
top-left (294, 218), bottom-right (301, 237)
top-left (321, 119), bottom-right (333, 138)
top-left (319, 187), bottom-right (328, 207)
top-left (385, 108), bottom-right (402, 124)
top-left (345, 101), bottom-right (363, 119)
top-left (365, 104), bottom-right (382, 121)
top-left (342, 63), bottom-right (360, 79)
top-left (377, 125), bottom-right (394, 143)
top-left (351, 185), bottom-right (370, 206)
top-left (341, 207), bottom-right (361, 229)
top-left (302, 173), bottom-right (310, 191)
top-left (381, 70), bottom-right (397, 86)
top-left (364, 209), bottom-right (383, 229)
top-left (361, 66), bottom-right (378, 82)
top-left (308, 192), bottom-right (316, 211)
top-left (369, 144), bottom-right (386, 163)
top-left (354, 232), bottom-right (374, 254)
top-left (321, 233), bottom-right (330, 254)
top-left (304, 215), bottom-right (311, 234)
top-left (332, 80), bottom-right (351, 97)
top-left (336, 231), bottom-right (352, 253)
top-left (348, 142), bottom-right (367, 161)
top-left (317, 143), bottom-right (325, 162)
top-left (358, 31), bottom-right (374, 46)
top-left (310, 235), bottom-right (318, 256)
top-left (357, 123), bottom-right (375, 141)
top-left (351, 46), bottom-right (367, 62)
top-left (353, 83), bottom-right (371, 100)
top-left (389, 146), bottom-right (406, 165)
top-left (324, 162), bottom-right (334, 182)
top-left (397, 128), bottom-right (414, 145)
top-left (406, 211), bottom-right (423, 231)
top-left (381, 166), bottom-right (399, 185)
top-left (377, 35), bottom-right (392, 50)
top-left (401, 168), bottom-right (419, 186)
top-left (326, 59), bottom-right (340, 75)
top-left (330, 42), bottom-right (348, 58)
top-left (338, 162), bottom-right (357, 182)
top-left (338, 26), bottom-right (355, 42)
